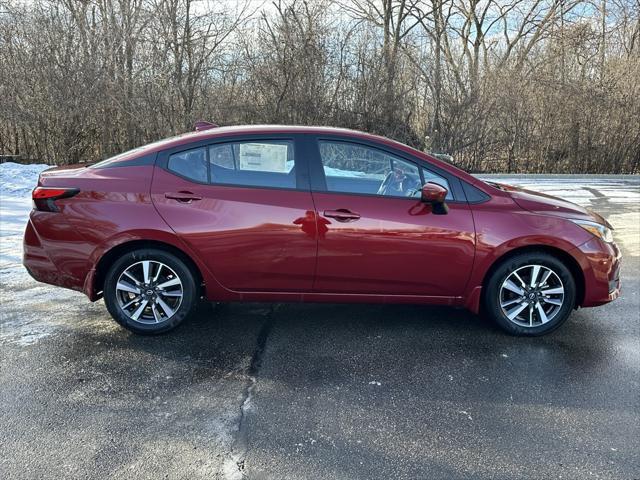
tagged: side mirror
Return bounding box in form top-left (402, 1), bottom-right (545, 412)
top-left (421, 182), bottom-right (449, 214)
top-left (421, 182), bottom-right (448, 204)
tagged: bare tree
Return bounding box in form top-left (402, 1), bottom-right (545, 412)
top-left (0, 0), bottom-right (638, 172)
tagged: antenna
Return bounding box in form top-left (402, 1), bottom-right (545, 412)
top-left (194, 120), bottom-right (219, 131)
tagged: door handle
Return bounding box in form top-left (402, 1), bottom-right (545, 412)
top-left (323, 209), bottom-right (361, 222)
top-left (164, 191), bottom-right (202, 203)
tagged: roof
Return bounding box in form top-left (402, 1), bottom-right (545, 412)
top-left (156, 124), bottom-right (394, 149)
top-left (135, 125), bottom-right (417, 153)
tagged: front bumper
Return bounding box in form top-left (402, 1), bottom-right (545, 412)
top-left (575, 237), bottom-right (622, 307)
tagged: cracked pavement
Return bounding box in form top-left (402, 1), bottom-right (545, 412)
top-left (1, 176), bottom-right (639, 479)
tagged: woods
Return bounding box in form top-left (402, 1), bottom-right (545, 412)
top-left (0, 0), bottom-right (638, 173)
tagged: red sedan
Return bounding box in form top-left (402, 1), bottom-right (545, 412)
top-left (23, 125), bottom-right (621, 335)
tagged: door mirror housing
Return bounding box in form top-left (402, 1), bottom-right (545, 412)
top-left (421, 182), bottom-right (448, 204)
top-left (421, 182), bottom-right (449, 214)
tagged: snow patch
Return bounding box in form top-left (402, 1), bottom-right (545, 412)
top-left (0, 162), bottom-right (50, 268)
top-left (1, 162), bottom-right (67, 346)
top-left (459, 410), bottom-right (473, 421)
top-left (222, 457), bottom-right (244, 480)
top-left (0, 162), bottom-right (50, 196)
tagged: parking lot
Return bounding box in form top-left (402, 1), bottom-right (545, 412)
top-left (1, 176), bottom-right (639, 479)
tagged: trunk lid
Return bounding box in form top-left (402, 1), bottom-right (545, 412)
top-left (38, 164), bottom-right (90, 186)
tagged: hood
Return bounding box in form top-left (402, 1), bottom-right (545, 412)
top-left (489, 182), bottom-right (611, 228)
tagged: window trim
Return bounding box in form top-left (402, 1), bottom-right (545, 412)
top-left (157, 134), bottom-right (311, 192)
top-left (310, 136), bottom-right (466, 203)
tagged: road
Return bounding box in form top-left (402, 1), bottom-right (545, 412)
top-left (1, 176), bottom-right (639, 479)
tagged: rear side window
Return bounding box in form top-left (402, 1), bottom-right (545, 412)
top-left (209, 140), bottom-right (295, 189)
top-left (168, 147), bottom-right (207, 183)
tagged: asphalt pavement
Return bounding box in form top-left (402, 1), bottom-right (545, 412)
top-left (1, 177), bottom-right (639, 479)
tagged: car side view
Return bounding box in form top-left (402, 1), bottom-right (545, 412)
top-left (23, 125), bottom-right (621, 336)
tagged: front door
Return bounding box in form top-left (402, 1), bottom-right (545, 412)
top-left (310, 138), bottom-right (475, 297)
top-left (151, 135), bottom-right (317, 292)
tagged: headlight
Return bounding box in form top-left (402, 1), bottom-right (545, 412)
top-left (571, 219), bottom-right (614, 243)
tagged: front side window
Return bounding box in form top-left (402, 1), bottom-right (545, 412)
top-left (318, 141), bottom-right (422, 198)
top-left (209, 140), bottom-right (295, 189)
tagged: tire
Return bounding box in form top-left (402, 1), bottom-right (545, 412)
top-left (103, 248), bottom-right (198, 335)
top-left (483, 252), bottom-right (576, 336)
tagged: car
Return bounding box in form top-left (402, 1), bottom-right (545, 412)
top-left (23, 124), bottom-right (621, 336)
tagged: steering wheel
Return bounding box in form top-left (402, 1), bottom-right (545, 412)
top-left (377, 170), bottom-right (421, 197)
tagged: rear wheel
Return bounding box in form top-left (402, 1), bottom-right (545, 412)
top-left (483, 252), bottom-right (576, 336)
top-left (104, 249), bottom-right (198, 334)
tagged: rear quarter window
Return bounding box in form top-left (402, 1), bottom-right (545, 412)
top-left (167, 147), bottom-right (208, 183)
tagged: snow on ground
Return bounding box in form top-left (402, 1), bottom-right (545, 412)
top-left (0, 162), bottom-right (50, 269)
top-left (0, 162), bottom-right (50, 197)
top-left (0, 162), bottom-right (92, 346)
top-left (0, 196), bottom-right (34, 269)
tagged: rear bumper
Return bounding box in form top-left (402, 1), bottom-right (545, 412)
top-left (22, 215), bottom-right (90, 296)
top-left (575, 237), bottom-right (622, 307)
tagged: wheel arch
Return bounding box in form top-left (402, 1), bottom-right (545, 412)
top-left (93, 239), bottom-right (205, 299)
top-left (481, 245), bottom-right (585, 309)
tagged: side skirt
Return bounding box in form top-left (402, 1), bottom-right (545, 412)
top-left (208, 290), bottom-right (464, 307)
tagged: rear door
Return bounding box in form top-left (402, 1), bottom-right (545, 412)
top-left (308, 137), bottom-right (476, 297)
top-left (151, 134), bottom-right (318, 292)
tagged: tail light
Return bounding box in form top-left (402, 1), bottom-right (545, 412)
top-left (32, 187), bottom-right (80, 212)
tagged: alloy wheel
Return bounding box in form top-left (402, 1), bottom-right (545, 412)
top-left (499, 264), bottom-right (565, 328)
top-left (115, 260), bottom-right (183, 324)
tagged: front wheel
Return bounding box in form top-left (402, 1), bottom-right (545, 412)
top-left (103, 248), bottom-right (198, 335)
top-left (483, 252), bottom-right (576, 336)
